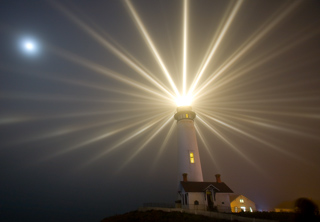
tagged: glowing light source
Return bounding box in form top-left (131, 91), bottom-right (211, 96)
top-left (190, 152), bottom-right (194, 163)
top-left (19, 37), bottom-right (39, 55)
top-left (25, 42), bottom-right (34, 50)
top-left (175, 95), bottom-right (192, 107)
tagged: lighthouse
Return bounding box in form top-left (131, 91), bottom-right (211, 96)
top-left (173, 106), bottom-right (234, 212)
top-left (174, 106), bottom-right (203, 182)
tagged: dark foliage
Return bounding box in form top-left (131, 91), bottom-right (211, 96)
top-left (294, 198), bottom-right (320, 222)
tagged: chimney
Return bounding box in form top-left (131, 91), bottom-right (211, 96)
top-left (183, 173), bottom-right (188, 182)
top-left (215, 174), bottom-right (221, 183)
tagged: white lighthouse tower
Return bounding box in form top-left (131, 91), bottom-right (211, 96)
top-left (173, 106), bottom-right (234, 212)
top-left (174, 106), bottom-right (203, 182)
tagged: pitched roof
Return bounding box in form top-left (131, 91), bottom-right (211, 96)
top-left (180, 181), bottom-right (233, 193)
top-left (229, 194), bottom-right (241, 202)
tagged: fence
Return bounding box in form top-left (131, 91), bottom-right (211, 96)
top-left (138, 206), bottom-right (278, 222)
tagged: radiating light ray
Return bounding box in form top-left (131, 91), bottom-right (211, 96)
top-left (1, 51), bottom-right (172, 107)
top-left (0, 106), bottom-right (166, 126)
top-left (43, 111), bottom-right (172, 162)
top-left (4, 109), bottom-right (163, 147)
top-left (0, 91), bottom-right (171, 106)
top-left (213, 111), bottom-right (320, 141)
top-left (49, 46), bottom-right (173, 102)
top-left (80, 111), bottom-right (173, 167)
top-left (188, 0), bottom-right (243, 96)
top-left (125, 0), bottom-right (180, 97)
top-left (193, 1), bottom-right (301, 98)
top-left (199, 106), bottom-right (320, 120)
top-left (194, 123), bottom-right (221, 173)
top-left (150, 120), bottom-right (176, 172)
top-left (194, 23), bottom-right (320, 100)
top-left (182, 0), bottom-right (188, 96)
top-left (0, 117), bottom-right (32, 125)
top-left (201, 61), bottom-right (320, 104)
top-left (197, 115), bottom-right (264, 173)
top-left (118, 115), bottom-right (173, 171)
top-left (197, 109), bottom-right (317, 167)
top-left (50, 1), bottom-right (175, 100)
top-left (44, 73), bottom-right (172, 105)
top-left (65, 4), bottom-right (169, 91)
top-left (197, 95), bottom-right (320, 108)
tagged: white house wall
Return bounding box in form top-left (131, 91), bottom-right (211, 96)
top-left (215, 193), bottom-right (232, 212)
top-left (181, 192), bottom-right (232, 212)
top-left (190, 192), bottom-right (207, 210)
top-left (181, 192), bottom-right (206, 210)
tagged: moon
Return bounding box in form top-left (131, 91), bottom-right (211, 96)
top-left (19, 37), bottom-right (39, 55)
top-left (24, 42), bottom-right (35, 50)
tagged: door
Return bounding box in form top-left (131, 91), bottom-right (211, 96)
top-left (206, 191), bottom-right (214, 211)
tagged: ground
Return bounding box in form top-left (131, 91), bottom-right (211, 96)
top-left (101, 210), bottom-right (229, 222)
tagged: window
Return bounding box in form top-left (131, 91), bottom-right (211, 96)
top-left (186, 114), bottom-right (189, 118)
top-left (190, 152), bottom-right (194, 163)
top-left (235, 207), bottom-right (238, 212)
top-left (240, 199), bottom-right (244, 203)
top-left (241, 206), bottom-right (246, 212)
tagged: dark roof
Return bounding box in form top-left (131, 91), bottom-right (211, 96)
top-left (180, 181), bottom-right (233, 193)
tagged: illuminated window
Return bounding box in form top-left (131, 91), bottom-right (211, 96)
top-left (235, 207), bottom-right (238, 212)
top-left (240, 199), bottom-right (244, 203)
top-left (190, 152), bottom-right (194, 163)
top-left (186, 114), bottom-right (189, 118)
top-left (250, 207), bottom-right (253, 212)
top-left (241, 206), bottom-right (246, 212)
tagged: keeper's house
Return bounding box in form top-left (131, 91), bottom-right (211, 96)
top-left (178, 174), bottom-right (233, 212)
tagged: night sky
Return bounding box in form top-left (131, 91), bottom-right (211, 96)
top-left (1, 0), bottom-right (320, 221)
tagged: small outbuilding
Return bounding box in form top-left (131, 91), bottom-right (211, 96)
top-left (229, 194), bottom-right (257, 212)
top-left (274, 200), bottom-right (295, 212)
top-left (275, 199), bottom-right (320, 213)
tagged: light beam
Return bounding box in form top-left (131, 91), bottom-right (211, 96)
top-left (182, 0), bottom-right (188, 96)
top-left (50, 1), bottom-right (175, 100)
top-left (125, 0), bottom-right (180, 97)
top-left (118, 115), bottom-right (173, 170)
top-left (197, 115), bottom-right (264, 173)
top-left (193, 0), bottom-right (301, 98)
top-left (188, 0), bottom-right (243, 96)
top-left (197, 109), bottom-right (316, 167)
